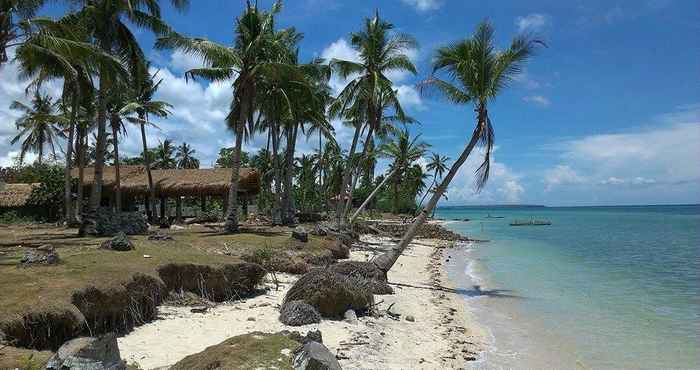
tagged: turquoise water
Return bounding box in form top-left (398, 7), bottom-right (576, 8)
top-left (437, 205), bottom-right (700, 370)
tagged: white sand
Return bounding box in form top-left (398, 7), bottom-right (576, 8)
top-left (118, 236), bottom-right (485, 369)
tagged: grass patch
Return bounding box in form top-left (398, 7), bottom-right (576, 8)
top-left (169, 332), bottom-right (301, 370)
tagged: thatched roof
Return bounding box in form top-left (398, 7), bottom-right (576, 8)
top-left (71, 166), bottom-right (260, 197)
top-left (0, 183), bottom-right (40, 208)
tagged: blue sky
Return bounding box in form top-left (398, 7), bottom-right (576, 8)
top-left (1, 0), bottom-right (698, 206)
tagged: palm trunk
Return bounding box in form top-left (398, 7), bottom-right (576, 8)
top-left (75, 124), bottom-right (85, 221)
top-left (110, 114), bottom-right (121, 212)
top-left (80, 71), bottom-right (108, 236)
top-left (140, 117), bottom-right (156, 223)
top-left (281, 123), bottom-right (298, 225)
top-left (350, 166), bottom-right (397, 223)
top-left (342, 125), bottom-right (374, 221)
top-left (335, 123), bottom-right (362, 227)
top-left (63, 93), bottom-right (77, 225)
top-left (373, 120), bottom-right (485, 273)
top-left (271, 123), bottom-right (283, 225)
top-left (416, 175), bottom-right (437, 213)
top-left (223, 106), bottom-right (247, 233)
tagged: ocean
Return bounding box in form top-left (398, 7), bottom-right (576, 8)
top-left (436, 205), bottom-right (700, 370)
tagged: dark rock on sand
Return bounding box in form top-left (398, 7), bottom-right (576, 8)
top-left (292, 226), bottom-right (309, 243)
top-left (293, 341), bottom-right (342, 370)
top-left (283, 269), bottom-right (373, 318)
top-left (324, 239), bottom-right (349, 259)
top-left (279, 300), bottom-right (321, 326)
top-left (100, 232), bottom-right (134, 251)
top-left (20, 244), bottom-right (60, 266)
top-left (46, 333), bottom-right (125, 370)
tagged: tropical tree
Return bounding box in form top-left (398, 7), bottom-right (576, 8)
top-left (329, 11), bottom-right (417, 226)
top-left (1, 0), bottom-right (44, 65)
top-left (175, 141), bottom-right (199, 169)
top-left (350, 128), bottom-right (427, 221)
top-left (9, 93), bottom-right (63, 164)
top-left (120, 64), bottom-right (172, 222)
top-left (153, 139), bottom-right (176, 169)
top-left (75, 0), bottom-right (187, 235)
top-left (417, 152), bottom-right (449, 211)
top-left (157, 1), bottom-right (306, 232)
top-left (373, 21), bottom-right (543, 273)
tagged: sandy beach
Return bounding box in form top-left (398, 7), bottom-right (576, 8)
top-left (118, 235), bottom-right (485, 369)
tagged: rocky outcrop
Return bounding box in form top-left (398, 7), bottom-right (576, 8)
top-left (19, 245), bottom-right (60, 266)
top-left (45, 333), bottom-right (125, 370)
top-left (279, 300), bottom-right (321, 326)
top-left (99, 232), bottom-right (133, 251)
top-left (293, 341), bottom-right (342, 370)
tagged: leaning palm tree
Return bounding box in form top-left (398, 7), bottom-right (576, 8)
top-left (175, 142), bottom-right (199, 169)
top-left (329, 10), bottom-right (417, 226)
top-left (10, 93), bottom-right (63, 164)
top-left (373, 21), bottom-right (544, 273)
top-left (417, 152), bottom-right (450, 211)
top-left (157, 1), bottom-right (301, 233)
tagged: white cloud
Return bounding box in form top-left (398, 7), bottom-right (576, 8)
top-left (516, 13), bottom-right (548, 32)
top-left (396, 85), bottom-right (425, 111)
top-left (523, 95), bottom-right (551, 107)
top-left (401, 0), bottom-right (442, 12)
top-left (541, 104), bottom-right (700, 203)
top-left (168, 49), bottom-right (205, 72)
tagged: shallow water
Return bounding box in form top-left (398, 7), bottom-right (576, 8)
top-left (438, 205), bottom-right (700, 370)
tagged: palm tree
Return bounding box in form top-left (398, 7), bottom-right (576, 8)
top-left (417, 152), bottom-right (449, 212)
top-left (1, 0), bottom-right (44, 65)
top-left (153, 139), bottom-right (176, 169)
top-left (120, 64), bottom-right (172, 222)
top-left (175, 142), bottom-right (199, 169)
top-left (157, 1), bottom-right (304, 232)
top-left (75, 0), bottom-right (186, 235)
top-left (329, 11), bottom-right (417, 226)
top-left (10, 93), bottom-right (63, 164)
top-left (373, 21), bottom-right (543, 273)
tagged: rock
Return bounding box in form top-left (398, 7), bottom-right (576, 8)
top-left (19, 245), bottom-right (60, 267)
top-left (280, 300), bottom-right (321, 326)
top-left (247, 317), bottom-right (256, 321)
top-left (343, 309), bottom-right (357, 324)
top-left (325, 239), bottom-right (349, 259)
top-left (46, 333), bottom-right (125, 370)
top-left (405, 315), bottom-right (415, 322)
top-left (312, 224), bottom-right (328, 236)
top-left (159, 218), bottom-right (171, 229)
top-left (305, 329), bottom-right (323, 344)
top-left (292, 226), bottom-right (309, 243)
top-left (91, 208), bottom-right (148, 236)
top-left (190, 306), bottom-right (208, 314)
top-left (100, 232), bottom-right (134, 251)
top-left (147, 232), bottom-right (173, 241)
top-left (283, 269), bottom-right (374, 318)
top-left (297, 212), bottom-right (325, 223)
top-left (293, 341), bottom-right (342, 370)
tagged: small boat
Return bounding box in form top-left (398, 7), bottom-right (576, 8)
top-left (509, 219), bottom-right (552, 226)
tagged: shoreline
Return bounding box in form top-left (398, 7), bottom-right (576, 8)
top-left (118, 234), bottom-right (486, 369)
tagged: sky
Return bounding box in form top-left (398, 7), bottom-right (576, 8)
top-left (1, 0), bottom-right (699, 206)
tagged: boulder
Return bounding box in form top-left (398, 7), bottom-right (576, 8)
top-left (19, 245), bottom-right (60, 266)
top-left (283, 269), bottom-right (373, 318)
top-left (329, 261), bottom-right (393, 295)
top-left (280, 300), bottom-right (321, 326)
top-left (285, 329), bottom-right (323, 345)
top-left (343, 309), bottom-right (357, 324)
top-left (46, 333), bottom-right (125, 370)
top-left (292, 226), bottom-right (309, 243)
top-left (324, 239), bottom-right (349, 259)
top-left (292, 341), bottom-right (342, 370)
top-left (100, 232), bottom-right (134, 251)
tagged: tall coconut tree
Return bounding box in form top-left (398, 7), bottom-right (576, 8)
top-left (373, 21), bottom-right (544, 273)
top-left (175, 142), bottom-right (199, 169)
top-left (157, 1), bottom-right (305, 232)
top-left (120, 64), bottom-right (172, 222)
top-left (74, 0), bottom-right (186, 235)
top-left (1, 0), bottom-right (44, 65)
top-left (10, 92), bottom-right (63, 164)
top-left (329, 11), bottom-right (417, 227)
top-left (153, 139), bottom-right (176, 169)
top-left (417, 152), bottom-right (449, 211)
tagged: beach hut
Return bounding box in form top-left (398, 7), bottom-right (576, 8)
top-left (0, 182), bottom-right (42, 218)
top-left (72, 166), bottom-right (261, 220)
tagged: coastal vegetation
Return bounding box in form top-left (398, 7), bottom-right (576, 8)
top-left (0, 1), bottom-right (540, 368)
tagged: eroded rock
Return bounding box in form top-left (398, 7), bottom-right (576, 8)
top-left (292, 341), bottom-right (342, 370)
top-left (45, 333), bottom-right (125, 370)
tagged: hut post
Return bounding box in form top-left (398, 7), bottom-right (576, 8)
top-left (160, 196), bottom-right (166, 221)
top-left (200, 195), bottom-right (206, 214)
top-left (175, 196), bottom-right (183, 223)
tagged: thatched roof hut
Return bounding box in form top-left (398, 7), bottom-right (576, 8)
top-left (0, 183), bottom-right (40, 208)
top-left (71, 166), bottom-right (260, 197)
